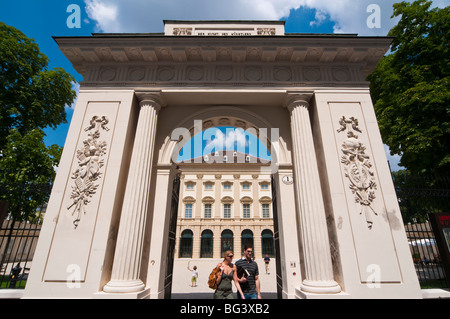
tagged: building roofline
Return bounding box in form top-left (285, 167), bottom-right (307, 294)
top-left (163, 19), bottom-right (286, 25)
top-left (53, 33), bottom-right (394, 40)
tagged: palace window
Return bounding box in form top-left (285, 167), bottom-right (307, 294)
top-left (204, 203), bottom-right (212, 218)
top-left (205, 182), bottom-right (213, 190)
top-left (241, 229), bottom-right (254, 255)
top-left (243, 203), bottom-right (251, 218)
top-left (186, 182), bottom-right (194, 190)
top-left (221, 229), bottom-right (234, 256)
top-left (200, 230), bottom-right (214, 258)
top-left (185, 203), bottom-right (193, 218)
top-left (261, 229), bottom-right (275, 257)
top-left (242, 183), bottom-right (250, 190)
top-left (223, 203), bottom-right (231, 218)
top-left (179, 229), bottom-right (193, 258)
top-left (262, 203), bottom-right (270, 218)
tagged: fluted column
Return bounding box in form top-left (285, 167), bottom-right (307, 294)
top-left (103, 93), bottom-right (162, 293)
top-left (287, 94), bottom-right (341, 294)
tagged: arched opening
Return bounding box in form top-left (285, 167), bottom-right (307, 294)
top-left (179, 229), bottom-right (193, 258)
top-left (261, 229), bottom-right (275, 257)
top-left (241, 229), bottom-right (254, 255)
top-left (165, 111), bottom-right (284, 298)
top-left (200, 229), bottom-right (213, 258)
top-left (221, 229), bottom-right (234, 256)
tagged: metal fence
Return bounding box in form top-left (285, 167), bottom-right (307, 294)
top-left (0, 183), bottom-right (49, 290)
top-left (393, 172), bottom-right (450, 289)
top-left (0, 213), bottom-right (44, 289)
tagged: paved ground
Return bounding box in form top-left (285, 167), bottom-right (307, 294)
top-left (170, 258), bottom-right (277, 299)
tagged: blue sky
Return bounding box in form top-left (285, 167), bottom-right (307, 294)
top-left (177, 127), bottom-right (272, 162)
top-left (1, 0), bottom-right (447, 169)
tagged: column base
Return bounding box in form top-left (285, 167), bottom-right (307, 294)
top-left (94, 287), bottom-right (150, 299)
top-left (296, 288), bottom-right (350, 299)
top-left (103, 279), bottom-right (146, 294)
top-left (300, 279), bottom-right (342, 294)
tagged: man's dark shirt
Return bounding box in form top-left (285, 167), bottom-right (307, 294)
top-left (235, 258), bottom-right (259, 294)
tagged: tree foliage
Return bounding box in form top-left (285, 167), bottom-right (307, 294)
top-left (0, 129), bottom-right (60, 221)
top-left (368, 0), bottom-right (449, 175)
top-left (0, 22), bottom-right (76, 150)
top-left (391, 169), bottom-right (449, 223)
top-left (0, 22), bottom-right (75, 221)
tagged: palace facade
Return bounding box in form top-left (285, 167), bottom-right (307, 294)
top-left (174, 151), bottom-right (275, 259)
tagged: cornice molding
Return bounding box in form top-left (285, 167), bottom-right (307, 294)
top-left (55, 35), bottom-right (391, 87)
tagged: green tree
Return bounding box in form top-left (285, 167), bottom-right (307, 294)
top-left (391, 169), bottom-right (448, 223)
top-left (0, 22), bottom-right (75, 221)
top-left (368, 0), bottom-right (449, 175)
top-left (0, 129), bottom-right (60, 221)
top-left (0, 22), bottom-right (76, 149)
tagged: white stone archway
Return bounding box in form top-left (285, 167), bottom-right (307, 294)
top-left (23, 20), bottom-right (422, 299)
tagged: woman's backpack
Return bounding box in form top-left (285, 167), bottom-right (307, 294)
top-left (208, 266), bottom-right (221, 289)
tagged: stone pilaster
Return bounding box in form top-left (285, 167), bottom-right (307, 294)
top-left (103, 93), bottom-right (162, 293)
top-left (286, 93), bottom-right (341, 294)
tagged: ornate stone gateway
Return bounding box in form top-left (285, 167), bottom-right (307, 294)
top-left (24, 21), bottom-right (421, 299)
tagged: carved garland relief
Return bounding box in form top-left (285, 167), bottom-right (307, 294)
top-left (67, 116), bottom-right (109, 228)
top-left (337, 116), bottom-right (377, 229)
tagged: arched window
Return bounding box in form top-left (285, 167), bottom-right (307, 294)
top-left (241, 229), bottom-right (254, 255)
top-left (200, 229), bottom-right (214, 258)
top-left (179, 229), bottom-right (193, 258)
top-left (221, 229), bottom-right (234, 256)
top-left (261, 229), bottom-right (275, 257)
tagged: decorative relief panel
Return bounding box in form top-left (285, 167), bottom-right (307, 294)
top-left (329, 102), bottom-right (402, 283)
top-left (68, 116), bottom-right (109, 228)
top-left (337, 116), bottom-right (377, 229)
top-left (44, 101), bottom-right (119, 282)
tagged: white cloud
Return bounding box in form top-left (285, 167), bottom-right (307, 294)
top-left (83, 0), bottom-right (444, 36)
top-left (309, 9), bottom-right (327, 27)
top-left (205, 128), bottom-right (248, 154)
top-left (85, 0), bottom-right (119, 32)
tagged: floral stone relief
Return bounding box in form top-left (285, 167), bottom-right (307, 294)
top-left (67, 116), bottom-right (109, 228)
top-left (337, 116), bottom-right (377, 229)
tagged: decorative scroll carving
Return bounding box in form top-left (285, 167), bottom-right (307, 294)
top-left (257, 28), bottom-right (276, 35)
top-left (337, 116), bottom-right (377, 229)
top-left (173, 28), bottom-right (193, 36)
top-left (68, 116), bottom-right (109, 228)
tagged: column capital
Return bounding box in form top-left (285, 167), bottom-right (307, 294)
top-left (135, 91), bottom-right (166, 110)
top-left (284, 91), bottom-right (313, 112)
